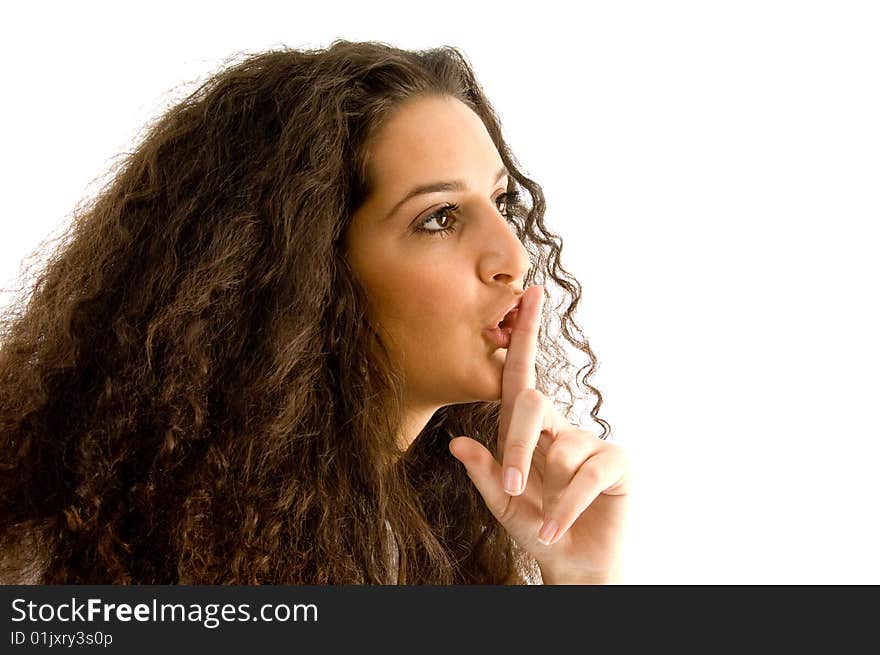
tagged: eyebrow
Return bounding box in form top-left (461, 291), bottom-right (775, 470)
top-left (384, 165), bottom-right (509, 222)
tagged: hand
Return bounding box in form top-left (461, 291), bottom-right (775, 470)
top-left (449, 285), bottom-right (631, 584)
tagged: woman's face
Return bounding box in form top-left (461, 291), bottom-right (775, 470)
top-left (344, 95), bottom-right (530, 417)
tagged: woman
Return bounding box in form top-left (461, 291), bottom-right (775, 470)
top-left (0, 39), bottom-right (629, 584)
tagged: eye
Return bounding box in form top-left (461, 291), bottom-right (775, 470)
top-left (413, 190), bottom-right (521, 238)
top-left (497, 190), bottom-right (520, 218)
top-left (415, 203), bottom-right (460, 237)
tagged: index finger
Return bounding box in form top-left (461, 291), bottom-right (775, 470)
top-left (498, 284), bottom-right (544, 452)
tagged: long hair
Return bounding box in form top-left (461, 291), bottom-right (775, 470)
top-left (0, 39), bottom-right (610, 584)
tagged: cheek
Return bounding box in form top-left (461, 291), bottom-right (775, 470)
top-left (383, 268), bottom-right (450, 323)
top-left (360, 252), bottom-right (470, 356)
top-left (386, 287), bottom-right (464, 354)
top-left (394, 299), bottom-right (451, 345)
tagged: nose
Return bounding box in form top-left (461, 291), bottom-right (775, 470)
top-left (477, 206), bottom-right (531, 289)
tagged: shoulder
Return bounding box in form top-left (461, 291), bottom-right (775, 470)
top-left (512, 556), bottom-right (543, 585)
top-left (0, 520), bottom-right (49, 585)
top-left (508, 540), bottom-right (543, 585)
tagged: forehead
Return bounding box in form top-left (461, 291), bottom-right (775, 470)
top-left (366, 96), bottom-right (501, 194)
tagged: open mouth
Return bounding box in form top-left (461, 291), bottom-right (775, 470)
top-left (484, 307), bottom-right (519, 349)
top-left (498, 308), bottom-right (519, 331)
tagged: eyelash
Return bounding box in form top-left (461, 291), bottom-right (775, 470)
top-left (414, 190), bottom-right (522, 238)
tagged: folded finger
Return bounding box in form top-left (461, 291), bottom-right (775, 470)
top-left (538, 448), bottom-right (623, 546)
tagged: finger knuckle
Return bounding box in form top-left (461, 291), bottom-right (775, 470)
top-left (579, 461), bottom-right (603, 486)
top-left (506, 441), bottom-right (532, 459)
top-left (543, 490), bottom-right (565, 508)
top-left (516, 387), bottom-right (544, 407)
top-left (507, 361), bottom-right (533, 377)
top-left (546, 445), bottom-right (581, 471)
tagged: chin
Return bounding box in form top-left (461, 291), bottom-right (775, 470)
top-left (470, 369), bottom-right (505, 402)
top-left (439, 350), bottom-right (506, 404)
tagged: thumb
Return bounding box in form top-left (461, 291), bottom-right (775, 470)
top-left (449, 436), bottom-right (510, 521)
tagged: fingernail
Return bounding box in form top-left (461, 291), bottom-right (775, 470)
top-left (537, 519), bottom-right (558, 545)
top-left (503, 467), bottom-right (522, 495)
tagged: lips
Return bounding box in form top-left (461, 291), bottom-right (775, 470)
top-left (482, 296), bottom-right (523, 349)
top-left (499, 308), bottom-right (519, 329)
top-left (485, 297), bottom-right (523, 332)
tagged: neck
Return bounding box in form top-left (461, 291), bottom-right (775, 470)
top-left (395, 403), bottom-right (440, 453)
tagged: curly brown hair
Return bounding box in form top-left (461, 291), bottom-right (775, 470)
top-left (0, 39), bottom-right (610, 584)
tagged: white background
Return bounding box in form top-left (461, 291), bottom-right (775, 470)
top-left (2, 1), bottom-right (878, 583)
